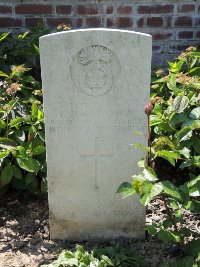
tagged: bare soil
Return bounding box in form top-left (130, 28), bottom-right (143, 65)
top-left (0, 190), bottom-right (199, 267)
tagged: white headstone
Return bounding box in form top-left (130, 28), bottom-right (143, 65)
top-left (40, 29), bottom-right (152, 240)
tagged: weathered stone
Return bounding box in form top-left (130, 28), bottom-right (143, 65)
top-left (40, 29), bottom-right (152, 240)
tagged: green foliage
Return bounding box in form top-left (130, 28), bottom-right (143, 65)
top-left (118, 47), bottom-right (200, 259)
top-left (0, 65), bottom-right (45, 194)
top-left (0, 25), bottom-right (71, 194)
top-left (41, 244), bottom-right (148, 267)
top-left (162, 255), bottom-right (200, 267)
top-left (0, 28), bottom-right (48, 194)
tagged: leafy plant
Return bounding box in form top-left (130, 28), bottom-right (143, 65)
top-left (41, 244), bottom-right (148, 267)
top-left (118, 47), bottom-right (200, 261)
top-left (0, 25), bottom-right (71, 194)
top-left (0, 65), bottom-right (46, 194)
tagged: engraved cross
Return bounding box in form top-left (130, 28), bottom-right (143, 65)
top-left (81, 137), bottom-right (113, 189)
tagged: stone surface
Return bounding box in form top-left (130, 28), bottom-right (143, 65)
top-left (40, 29), bottom-right (152, 240)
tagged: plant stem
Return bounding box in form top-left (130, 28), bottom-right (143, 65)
top-left (147, 115), bottom-right (151, 166)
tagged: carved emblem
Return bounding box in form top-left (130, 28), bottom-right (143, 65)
top-left (71, 45), bottom-right (120, 96)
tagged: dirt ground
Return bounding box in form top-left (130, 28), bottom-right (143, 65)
top-left (0, 190), bottom-right (199, 267)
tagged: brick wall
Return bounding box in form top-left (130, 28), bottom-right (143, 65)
top-left (0, 0), bottom-right (199, 67)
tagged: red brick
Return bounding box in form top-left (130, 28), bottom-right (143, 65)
top-left (116, 17), bottom-right (133, 27)
top-left (0, 5), bottom-right (12, 13)
top-left (46, 18), bottom-right (72, 27)
top-left (77, 5), bottom-right (98, 15)
top-left (56, 5), bottom-right (72, 14)
top-left (137, 17), bottom-right (144, 27)
top-left (106, 6), bottom-right (113, 14)
top-left (25, 17), bottom-right (44, 27)
top-left (117, 6), bottom-right (132, 14)
top-left (147, 17), bottom-right (163, 27)
top-left (178, 31), bottom-right (193, 39)
top-left (86, 17), bottom-right (101, 27)
top-left (0, 17), bottom-right (22, 27)
top-left (151, 32), bottom-right (172, 40)
top-left (197, 32), bottom-right (200, 38)
top-left (153, 45), bottom-right (163, 53)
top-left (169, 44), bottom-right (191, 53)
top-left (15, 4), bottom-right (52, 14)
top-left (174, 16), bottom-right (192, 27)
top-left (75, 18), bottom-right (83, 28)
top-left (138, 4), bottom-right (173, 14)
top-left (107, 18), bottom-right (114, 27)
top-left (178, 4), bottom-right (195, 13)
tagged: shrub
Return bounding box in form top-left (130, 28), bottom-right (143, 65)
top-left (118, 47), bottom-right (200, 262)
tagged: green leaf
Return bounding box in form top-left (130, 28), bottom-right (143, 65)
top-left (189, 107), bottom-right (200, 119)
top-left (146, 224), bottom-right (157, 236)
top-left (156, 150), bottom-right (179, 166)
top-left (16, 157), bottom-right (40, 173)
top-left (152, 136), bottom-right (175, 151)
top-left (117, 182), bottom-right (136, 198)
top-left (134, 143), bottom-right (150, 152)
top-left (173, 96), bottom-right (189, 113)
top-left (0, 119), bottom-right (6, 129)
top-left (32, 146), bottom-right (45, 155)
top-left (31, 102), bottom-right (38, 117)
top-left (25, 173), bottom-right (36, 185)
top-left (168, 60), bottom-right (183, 73)
top-left (0, 32), bottom-right (9, 41)
top-left (33, 44), bottom-right (40, 55)
top-left (150, 115), bottom-right (163, 126)
top-left (161, 181), bottom-right (182, 201)
top-left (12, 165), bottom-right (22, 179)
top-left (10, 117), bottom-right (23, 128)
top-left (1, 164), bottom-right (13, 186)
top-left (169, 112), bottom-right (189, 126)
top-left (0, 137), bottom-right (16, 149)
top-left (28, 125), bottom-right (37, 142)
top-left (189, 182), bottom-right (200, 197)
top-left (143, 167), bottom-right (158, 181)
top-left (150, 183), bottom-right (163, 198)
top-left (41, 177), bottom-right (47, 193)
top-left (186, 239), bottom-right (200, 256)
top-left (177, 126), bottom-right (193, 142)
top-left (0, 150), bottom-right (10, 159)
top-left (167, 74), bottom-right (177, 90)
top-left (15, 130), bottom-right (25, 144)
top-left (0, 71), bottom-right (9, 78)
top-left (193, 137), bottom-right (200, 153)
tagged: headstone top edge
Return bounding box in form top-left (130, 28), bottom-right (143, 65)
top-left (39, 28), bottom-right (152, 42)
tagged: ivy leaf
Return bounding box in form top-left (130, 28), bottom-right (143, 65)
top-left (161, 180), bottom-right (182, 201)
top-left (1, 164), bottom-right (13, 186)
top-left (173, 96), bottom-right (189, 113)
top-left (146, 224), bottom-right (157, 236)
top-left (149, 115), bottom-right (163, 126)
top-left (169, 112), bottom-right (189, 126)
top-left (16, 157), bottom-right (40, 173)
